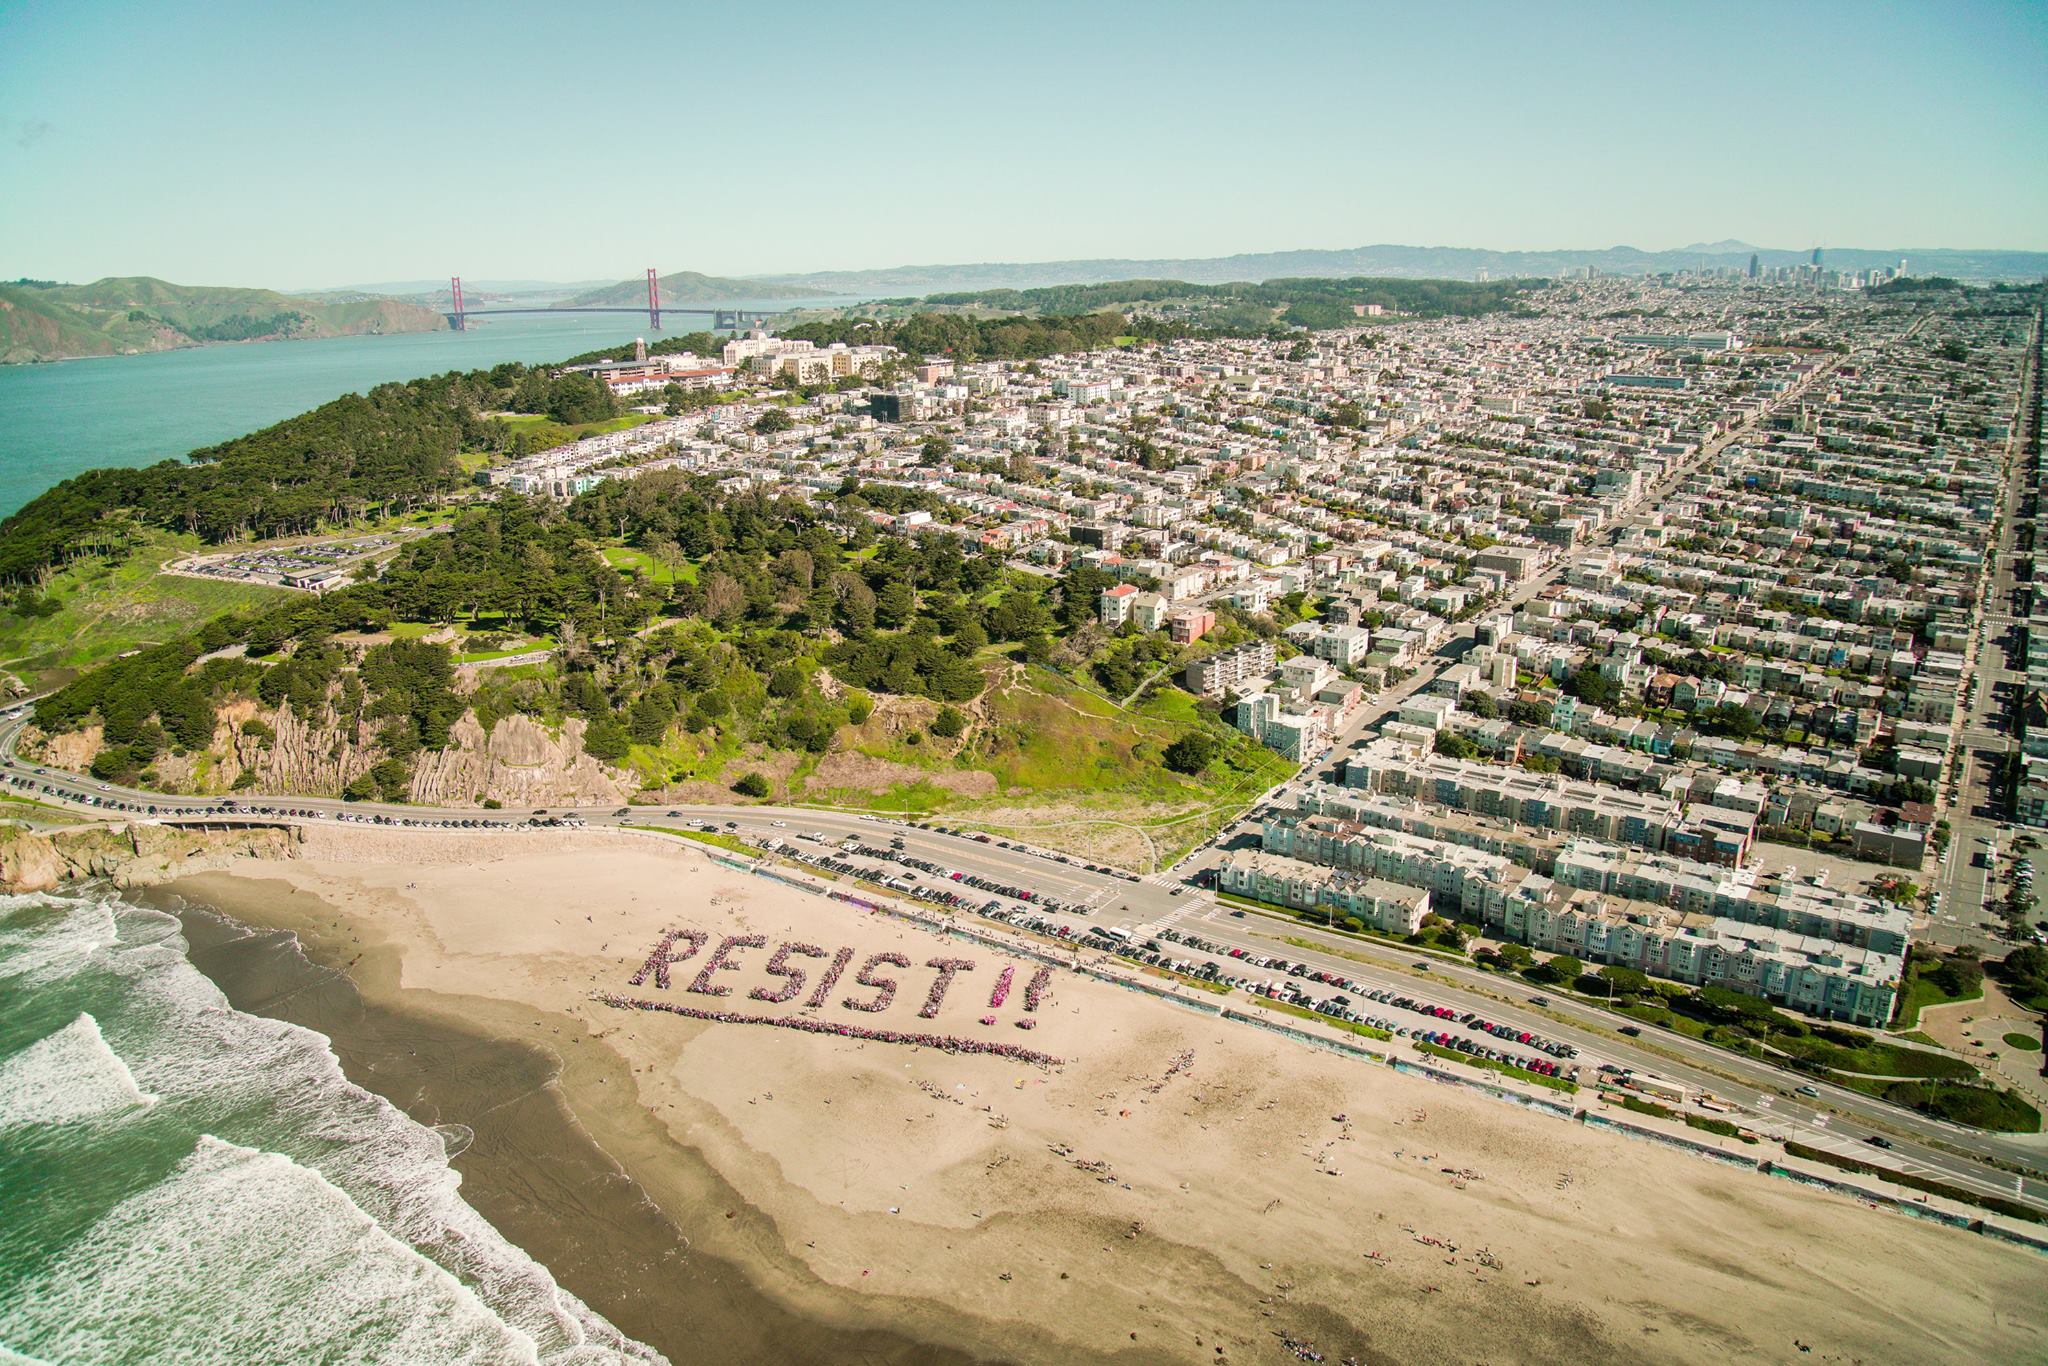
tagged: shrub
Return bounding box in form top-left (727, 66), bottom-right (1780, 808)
top-left (581, 719), bottom-right (631, 763)
top-left (733, 772), bottom-right (771, 798)
top-left (1163, 730), bottom-right (1220, 774)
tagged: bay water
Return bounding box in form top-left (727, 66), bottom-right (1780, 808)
top-left (0, 306), bottom-right (832, 518)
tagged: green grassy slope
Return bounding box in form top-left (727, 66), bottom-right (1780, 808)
top-left (0, 533), bottom-right (286, 689)
top-left (0, 277), bottom-right (447, 363)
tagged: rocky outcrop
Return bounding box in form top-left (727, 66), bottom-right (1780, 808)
top-left (23, 723), bottom-right (102, 774)
top-left (0, 823), bottom-right (300, 893)
top-left (252, 706), bottom-right (382, 796)
top-left (406, 711), bottom-right (633, 808)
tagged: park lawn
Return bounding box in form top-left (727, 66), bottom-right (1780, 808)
top-left (1775, 1036), bottom-right (1976, 1079)
top-left (2004, 1032), bottom-right (2042, 1051)
top-left (0, 533), bottom-right (287, 688)
top-left (496, 411), bottom-right (660, 447)
top-left (603, 544), bottom-right (699, 586)
top-left (453, 633), bottom-right (555, 664)
top-left (360, 507), bottom-right (462, 537)
top-left (1893, 961), bottom-right (1984, 1028)
top-left (1830, 1073), bottom-right (2041, 1132)
top-left (456, 646), bottom-right (546, 663)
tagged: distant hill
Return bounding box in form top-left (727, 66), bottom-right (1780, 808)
top-left (556, 270), bottom-right (834, 309)
top-left (747, 242), bottom-right (2048, 295)
top-left (334, 277), bottom-right (615, 297)
top-left (0, 277), bottom-right (447, 364)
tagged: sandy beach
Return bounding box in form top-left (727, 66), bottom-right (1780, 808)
top-left (165, 826), bottom-right (2048, 1365)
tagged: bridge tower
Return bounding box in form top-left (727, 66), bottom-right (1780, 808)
top-left (646, 267), bottom-right (661, 331)
top-left (450, 276), bottom-right (465, 332)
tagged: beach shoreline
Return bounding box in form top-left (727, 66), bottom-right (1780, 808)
top-left (159, 825), bottom-right (2048, 1365)
top-left (157, 865), bottom-right (985, 1366)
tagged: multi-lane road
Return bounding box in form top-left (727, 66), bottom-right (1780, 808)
top-left (6, 720), bottom-right (2044, 1214)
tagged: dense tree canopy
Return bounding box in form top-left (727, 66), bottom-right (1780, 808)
top-left (0, 361), bottom-right (614, 581)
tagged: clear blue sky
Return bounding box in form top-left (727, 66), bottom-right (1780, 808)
top-left (3, 0), bottom-right (2044, 288)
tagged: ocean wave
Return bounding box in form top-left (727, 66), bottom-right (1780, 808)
top-left (3, 1135), bottom-right (543, 1364)
top-left (0, 890), bottom-right (665, 1366)
top-left (0, 894), bottom-right (120, 988)
top-left (0, 1012), bottom-right (156, 1129)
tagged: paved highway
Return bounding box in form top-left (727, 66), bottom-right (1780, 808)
top-left (7, 720), bottom-right (2043, 1213)
top-left (1145, 900), bottom-right (2046, 1210)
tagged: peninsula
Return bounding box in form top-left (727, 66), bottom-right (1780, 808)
top-left (0, 276), bottom-right (447, 364)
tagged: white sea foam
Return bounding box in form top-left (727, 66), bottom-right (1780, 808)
top-left (0, 892), bottom-right (666, 1366)
top-left (0, 894), bottom-right (119, 987)
top-left (3, 1136), bottom-right (543, 1365)
top-left (0, 1012), bottom-right (156, 1129)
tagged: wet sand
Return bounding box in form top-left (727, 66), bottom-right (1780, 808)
top-left (164, 888), bottom-right (979, 1366)
top-left (157, 826), bottom-right (2048, 1365)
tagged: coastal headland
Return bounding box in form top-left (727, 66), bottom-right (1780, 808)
top-left (159, 825), bottom-right (2047, 1365)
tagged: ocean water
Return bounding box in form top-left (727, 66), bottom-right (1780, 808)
top-left (0, 303), bottom-right (836, 518)
top-left (0, 891), bottom-right (665, 1365)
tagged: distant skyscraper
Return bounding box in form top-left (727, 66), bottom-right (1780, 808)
top-left (1748, 253), bottom-right (1759, 279)
top-left (1811, 247), bottom-right (1823, 267)
top-left (1898, 257), bottom-right (1908, 277)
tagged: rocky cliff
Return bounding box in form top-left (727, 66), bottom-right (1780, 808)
top-left (27, 698), bottom-right (628, 810)
top-left (0, 823), bottom-right (300, 894)
top-left (407, 712), bottom-right (632, 807)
